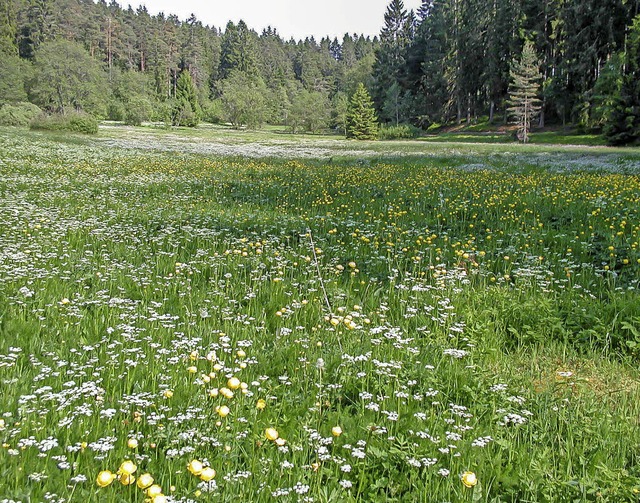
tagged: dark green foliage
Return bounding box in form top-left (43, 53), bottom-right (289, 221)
top-left (0, 0), bottom-right (638, 136)
top-left (347, 83), bottom-right (378, 140)
top-left (172, 70), bottom-right (200, 127)
top-left (0, 102), bottom-right (41, 126)
top-left (29, 112), bottom-right (99, 134)
top-left (604, 16), bottom-right (640, 146)
top-left (378, 123), bottom-right (421, 140)
top-left (372, 0), bottom-right (413, 123)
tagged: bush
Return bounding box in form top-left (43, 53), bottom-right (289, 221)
top-left (378, 123), bottom-right (422, 140)
top-left (107, 100), bottom-right (126, 122)
top-left (124, 97), bottom-right (153, 126)
top-left (0, 102), bottom-right (42, 127)
top-left (201, 99), bottom-right (224, 124)
top-left (30, 112), bottom-right (99, 134)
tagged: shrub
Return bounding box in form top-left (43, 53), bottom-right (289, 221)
top-left (107, 100), bottom-right (126, 122)
top-left (124, 97), bottom-right (153, 126)
top-left (378, 123), bottom-right (422, 140)
top-left (30, 112), bottom-right (99, 134)
top-left (0, 102), bottom-right (42, 127)
top-left (200, 99), bottom-right (224, 124)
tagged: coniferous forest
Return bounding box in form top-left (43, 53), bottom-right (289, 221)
top-left (1, 0), bottom-right (640, 143)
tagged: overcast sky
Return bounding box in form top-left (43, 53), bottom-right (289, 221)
top-left (122, 0), bottom-right (424, 40)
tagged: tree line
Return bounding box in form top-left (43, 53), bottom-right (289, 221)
top-left (1, 0), bottom-right (639, 143)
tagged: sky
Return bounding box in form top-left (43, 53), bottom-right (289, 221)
top-left (122, 0), bottom-right (424, 40)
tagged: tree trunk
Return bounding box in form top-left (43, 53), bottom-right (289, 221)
top-left (489, 100), bottom-right (495, 123)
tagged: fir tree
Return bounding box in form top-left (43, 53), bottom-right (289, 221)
top-left (604, 15), bottom-right (640, 146)
top-left (507, 41), bottom-right (541, 143)
top-left (347, 83), bottom-right (378, 140)
top-left (172, 70), bottom-right (200, 126)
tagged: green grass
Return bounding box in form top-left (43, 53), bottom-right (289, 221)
top-left (0, 126), bottom-right (639, 502)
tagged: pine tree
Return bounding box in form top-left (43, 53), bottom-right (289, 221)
top-left (172, 70), bottom-right (200, 126)
top-left (347, 83), bottom-right (378, 140)
top-left (507, 41), bottom-right (541, 143)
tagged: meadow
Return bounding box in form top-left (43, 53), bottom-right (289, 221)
top-left (0, 126), bottom-right (639, 502)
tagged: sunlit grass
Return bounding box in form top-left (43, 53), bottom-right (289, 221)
top-left (0, 127), bottom-right (639, 502)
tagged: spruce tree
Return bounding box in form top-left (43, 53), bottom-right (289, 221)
top-left (173, 70), bottom-right (200, 127)
top-left (604, 16), bottom-right (640, 146)
top-left (507, 41), bottom-right (541, 143)
top-left (347, 83), bottom-right (378, 140)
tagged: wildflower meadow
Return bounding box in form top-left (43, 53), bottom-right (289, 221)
top-left (0, 127), bottom-right (639, 502)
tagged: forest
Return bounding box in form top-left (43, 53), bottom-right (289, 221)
top-left (1, 0), bottom-right (640, 143)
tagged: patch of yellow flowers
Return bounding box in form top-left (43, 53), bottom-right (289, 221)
top-left (96, 461), bottom-right (168, 502)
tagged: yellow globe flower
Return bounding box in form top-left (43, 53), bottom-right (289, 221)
top-left (187, 366), bottom-right (198, 374)
top-left (118, 460), bottom-right (137, 475)
top-left (461, 471), bottom-right (478, 488)
top-left (256, 399), bottom-right (267, 410)
top-left (216, 405), bottom-right (230, 417)
top-left (137, 473), bottom-right (154, 489)
top-left (227, 377), bottom-right (241, 390)
top-left (119, 473), bottom-right (135, 486)
top-left (331, 426), bottom-right (343, 437)
top-left (200, 467), bottom-right (216, 481)
top-left (146, 484), bottom-right (163, 497)
top-left (187, 459), bottom-right (204, 476)
top-left (265, 428), bottom-right (279, 441)
top-left (163, 389), bottom-right (174, 398)
top-left (152, 495), bottom-right (167, 503)
top-left (127, 438), bottom-right (138, 449)
top-left (96, 470), bottom-right (116, 488)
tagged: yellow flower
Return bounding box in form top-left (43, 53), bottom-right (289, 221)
top-left (331, 426), bottom-right (343, 437)
top-left (0, 419), bottom-right (5, 430)
top-left (187, 366), bottom-right (198, 374)
top-left (119, 473), bottom-right (135, 486)
top-left (348, 261), bottom-right (357, 268)
top-left (146, 484), bottom-right (163, 497)
top-left (187, 459), bottom-right (204, 476)
top-left (236, 349), bottom-right (246, 358)
top-left (96, 470), bottom-right (116, 488)
top-left (227, 377), bottom-right (241, 390)
top-left (118, 460), bottom-right (137, 476)
top-left (265, 428), bottom-right (279, 441)
top-left (200, 467), bottom-right (216, 481)
top-left (127, 438), bottom-right (138, 449)
top-left (256, 399), bottom-right (267, 410)
top-left (137, 473), bottom-right (154, 489)
top-left (152, 495), bottom-right (167, 503)
top-left (216, 405), bottom-right (230, 417)
top-left (220, 387), bottom-right (234, 399)
top-left (163, 389), bottom-right (174, 398)
top-left (275, 437), bottom-right (286, 446)
top-left (461, 471), bottom-right (478, 488)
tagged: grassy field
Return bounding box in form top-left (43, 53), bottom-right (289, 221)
top-left (0, 125), bottom-right (639, 502)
